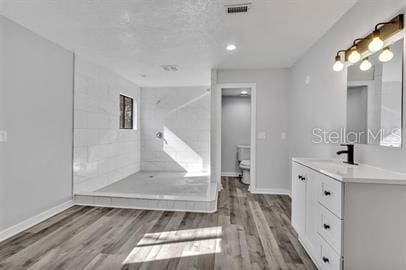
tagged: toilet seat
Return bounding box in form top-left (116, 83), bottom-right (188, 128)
top-left (240, 160), bottom-right (250, 170)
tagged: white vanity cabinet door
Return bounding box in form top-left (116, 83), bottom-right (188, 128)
top-left (291, 162), bottom-right (307, 237)
top-left (304, 168), bottom-right (321, 256)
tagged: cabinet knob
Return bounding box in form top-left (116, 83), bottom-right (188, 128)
top-left (322, 257), bottom-right (329, 263)
top-left (323, 224), bottom-right (331, 230)
top-left (324, 190), bottom-right (331, 196)
top-left (298, 175), bottom-right (306, 181)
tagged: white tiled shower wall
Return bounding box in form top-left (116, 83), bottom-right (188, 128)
top-left (141, 86), bottom-right (210, 173)
top-left (73, 56), bottom-right (141, 193)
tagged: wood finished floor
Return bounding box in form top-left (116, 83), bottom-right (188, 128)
top-left (0, 178), bottom-right (316, 270)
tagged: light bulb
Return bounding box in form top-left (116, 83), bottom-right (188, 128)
top-left (333, 61), bottom-right (344, 72)
top-left (333, 60), bottom-right (344, 72)
top-left (379, 47), bottom-right (394, 62)
top-left (368, 31), bottom-right (384, 52)
top-left (348, 48), bottom-right (361, 63)
top-left (333, 55), bottom-right (344, 72)
top-left (226, 44), bottom-right (236, 51)
top-left (360, 58), bottom-right (372, 71)
top-left (240, 90), bottom-right (248, 95)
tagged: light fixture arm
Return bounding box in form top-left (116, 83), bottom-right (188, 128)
top-left (335, 49), bottom-right (346, 62)
top-left (336, 49), bottom-right (346, 56)
top-left (352, 38), bottom-right (367, 48)
top-left (374, 21), bottom-right (396, 31)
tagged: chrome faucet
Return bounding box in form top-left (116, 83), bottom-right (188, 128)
top-left (337, 144), bottom-right (357, 165)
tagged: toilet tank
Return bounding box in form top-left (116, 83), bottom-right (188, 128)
top-left (237, 144), bottom-right (250, 161)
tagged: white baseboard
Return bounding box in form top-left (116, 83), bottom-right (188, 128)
top-left (250, 187), bottom-right (291, 197)
top-left (221, 172), bottom-right (239, 177)
top-left (0, 200), bottom-right (74, 242)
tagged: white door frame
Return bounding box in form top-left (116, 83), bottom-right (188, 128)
top-left (215, 83), bottom-right (257, 192)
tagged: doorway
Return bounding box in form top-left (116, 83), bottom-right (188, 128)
top-left (214, 83), bottom-right (256, 191)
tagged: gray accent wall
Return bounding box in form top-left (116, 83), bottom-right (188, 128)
top-left (0, 16), bottom-right (74, 231)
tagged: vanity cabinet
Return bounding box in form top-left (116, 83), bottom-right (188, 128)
top-left (292, 161), bottom-right (342, 270)
top-left (292, 158), bottom-right (406, 270)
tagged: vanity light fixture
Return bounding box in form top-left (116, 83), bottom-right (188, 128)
top-left (333, 14), bottom-right (403, 72)
top-left (369, 20), bottom-right (399, 52)
top-left (348, 46), bottom-right (361, 63)
top-left (333, 50), bottom-right (346, 71)
top-left (379, 46), bottom-right (394, 62)
top-left (348, 38), bottom-right (365, 64)
top-left (360, 58), bottom-right (372, 71)
top-left (368, 30), bottom-right (384, 52)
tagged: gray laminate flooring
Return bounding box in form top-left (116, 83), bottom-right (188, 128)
top-left (0, 177), bottom-right (316, 270)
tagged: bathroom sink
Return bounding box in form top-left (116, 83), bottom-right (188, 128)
top-left (307, 159), bottom-right (354, 170)
top-left (302, 159), bottom-right (355, 177)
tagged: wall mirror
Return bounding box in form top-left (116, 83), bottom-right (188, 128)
top-left (346, 38), bottom-right (404, 147)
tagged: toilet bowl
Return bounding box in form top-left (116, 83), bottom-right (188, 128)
top-left (239, 159), bottom-right (250, 185)
top-left (237, 145), bottom-right (250, 185)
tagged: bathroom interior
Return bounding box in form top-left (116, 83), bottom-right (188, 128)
top-left (220, 87), bottom-right (252, 186)
top-left (1, 1), bottom-right (406, 269)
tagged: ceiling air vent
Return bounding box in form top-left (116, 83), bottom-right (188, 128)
top-left (225, 3), bottom-right (251, 14)
top-left (160, 65), bottom-right (179, 71)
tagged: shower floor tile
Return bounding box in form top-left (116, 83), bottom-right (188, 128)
top-left (93, 171), bottom-right (211, 201)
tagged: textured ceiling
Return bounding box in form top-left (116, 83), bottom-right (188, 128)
top-left (0, 0), bottom-right (356, 86)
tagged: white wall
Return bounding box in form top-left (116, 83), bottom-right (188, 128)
top-left (141, 86), bottom-right (210, 173)
top-left (73, 56), bottom-right (141, 193)
top-left (221, 96), bottom-right (251, 174)
top-left (217, 69), bottom-right (290, 191)
top-left (0, 15), bottom-right (73, 231)
top-left (289, 1), bottom-right (406, 176)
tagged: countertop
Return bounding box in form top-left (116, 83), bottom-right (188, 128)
top-left (293, 157), bottom-right (406, 185)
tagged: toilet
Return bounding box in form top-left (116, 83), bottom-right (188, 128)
top-left (237, 144), bottom-right (250, 185)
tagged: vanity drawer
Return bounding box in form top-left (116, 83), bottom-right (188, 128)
top-left (318, 203), bottom-right (342, 254)
top-left (318, 174), bottom-right (343, 218)
top-left (318, 236), bottom-right (342, 270)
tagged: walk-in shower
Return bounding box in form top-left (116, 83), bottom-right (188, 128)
top-left (73, 82), bottom-right (216, 212)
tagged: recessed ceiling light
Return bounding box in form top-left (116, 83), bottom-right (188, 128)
top-left (240, 90), bottom-right (248, 96)
top-left (226, 44), bottom-right (236, 51)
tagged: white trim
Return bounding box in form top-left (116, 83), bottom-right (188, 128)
top-left (75, 201), bottom-right (217, 214)
top-left (74, 195), bottom-right (217, 213)
top-left (221, 172), bottom-right (240, 177)
top-left (0, 200), bottom-right (74, 242)
top-left (215, 83), bottom-right (257, 192)
top-left (249, 188), bottom-right (291, 196)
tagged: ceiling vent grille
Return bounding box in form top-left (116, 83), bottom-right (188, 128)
top-left (160, 65), bottom-right (179, 71)
top-left (225, 3), bottom-right (251, 14)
